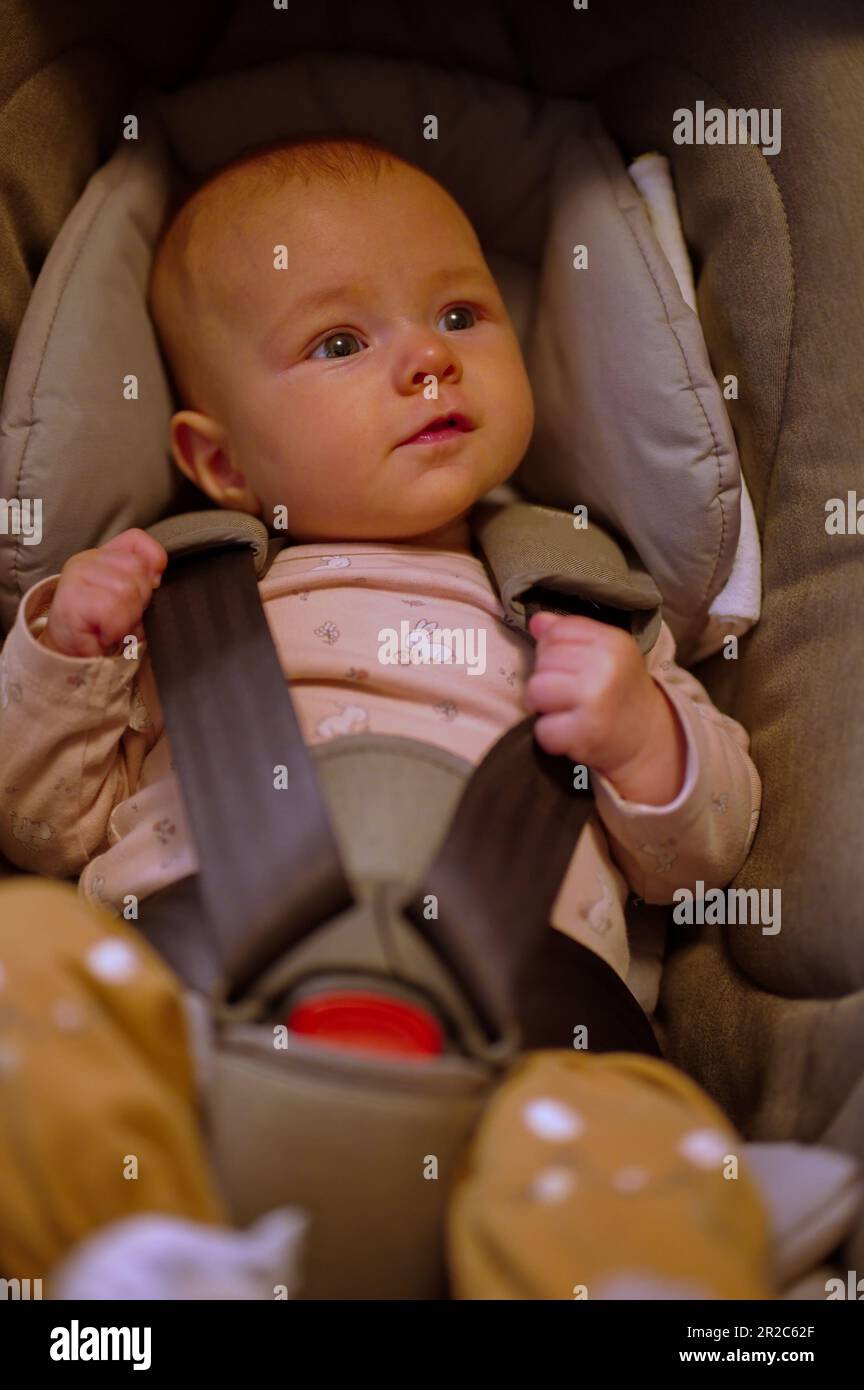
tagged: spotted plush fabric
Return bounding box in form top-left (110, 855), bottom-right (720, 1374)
top-left (0, 879), bottom-right (225, 1281)
top-left (448, 1049), bottom-right (773, 1300)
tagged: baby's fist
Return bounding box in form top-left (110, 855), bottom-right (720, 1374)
top-left (525, 611), bottom-right (686, 805)
top-left (41, 529), bottom-right (168, 658)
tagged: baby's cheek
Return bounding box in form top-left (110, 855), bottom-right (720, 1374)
top-left (495, 348), bottom-right (534, 450)
top-left (253, 460), bottom-right (306, 528)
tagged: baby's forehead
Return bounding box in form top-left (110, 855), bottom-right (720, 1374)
top-left (192, 164), bottom-right (484, 305)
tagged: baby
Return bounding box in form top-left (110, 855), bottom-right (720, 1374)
top-left (0, 134), bottom-right (760, 1012)
top-left (0, 135), bottom-right (771, 1298)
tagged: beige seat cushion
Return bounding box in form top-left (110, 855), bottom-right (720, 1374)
top-left (0, 52), bottom-right (740, 652)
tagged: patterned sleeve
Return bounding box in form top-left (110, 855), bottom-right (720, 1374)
top-left (590, 621), bottom-right (761, 903)
top-left (0, 577), bottom-right (159, 876)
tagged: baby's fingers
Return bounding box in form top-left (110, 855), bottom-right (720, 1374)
top-left (40, 621), bottom-right (106, 659)
top-left (530, 640), bottom-right (592, 677)
top-left (528, 611), bottom-right (558, 641)
top-left (524, 669), bottom-right (583, 714)
top-left (102, 528), bottom-right (168, 583)
top-left (528, 612), bottom-right (604, 644)
top-left (75, 552), bottom-right (158, 611)
top-left (76, 578), bottom-right (147, 648)
top-left (533, 710), bottom-right (582, 758)
top-left (47, 579), bottom-right (146, 657)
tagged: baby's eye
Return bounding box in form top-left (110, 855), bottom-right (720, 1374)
top-left (437, 305), bottom-right (476, 332)
top-left (310, 331), bottom-right (364, 360)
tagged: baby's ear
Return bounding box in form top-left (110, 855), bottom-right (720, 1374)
top-left (169, 411), bottom-right (262, 516)
top-left (169, 410), bottom-right (226, 485)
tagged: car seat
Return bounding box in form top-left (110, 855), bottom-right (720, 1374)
top-left (1, 0), bottom-right (863, 1297)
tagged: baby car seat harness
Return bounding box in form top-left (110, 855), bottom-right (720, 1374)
top-left (139, 512), bottom-right (662, 1064)
top-left (113, 503), bottom-right (669, 1297)
top-left (141, 543), bottom-right (354, 1002)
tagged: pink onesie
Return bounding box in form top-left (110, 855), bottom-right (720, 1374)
top-left (0, 535), bottom-right (761, 1014)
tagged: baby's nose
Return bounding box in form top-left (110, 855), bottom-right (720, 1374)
top-left (399, 328), bottom-right (463, 390)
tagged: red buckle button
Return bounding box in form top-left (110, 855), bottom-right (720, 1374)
top-left (286, 991), bottom-right (444, 1059)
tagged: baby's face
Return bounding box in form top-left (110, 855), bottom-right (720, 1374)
top-left (169, 161), bottom-right (534, 542)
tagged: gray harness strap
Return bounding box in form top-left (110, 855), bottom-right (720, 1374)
top-left (403, 715), bottom-right (594, 1039)
top-left (140, 538), bottom-right (660, 1059)
top-left (141, 545), bottom-right (354, 998)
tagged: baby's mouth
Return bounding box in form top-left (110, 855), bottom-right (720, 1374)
top-left (397, 413), bottom-right (476, 446)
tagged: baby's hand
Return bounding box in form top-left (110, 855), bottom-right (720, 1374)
top-left (41, 529), bottom-right (168, 658)
top-left (524, 611), bottom-right (687, 806)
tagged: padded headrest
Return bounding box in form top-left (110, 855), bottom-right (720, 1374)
top-left (0, 52), bottom-right (740, 645)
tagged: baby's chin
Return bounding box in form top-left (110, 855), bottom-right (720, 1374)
top-left (284, 506), bottom-right (474, 544)
top-left (377, 453), bottom-right (513, 531)
top-left (261, 448), bottom-right (519, 543)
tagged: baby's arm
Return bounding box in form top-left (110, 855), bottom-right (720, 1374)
top-left (525, 612), bottom-right (761, 903)
top-left (588, 623), bottom-right (760, 902)
top-left (0, 530), bottom-right (167, 876)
